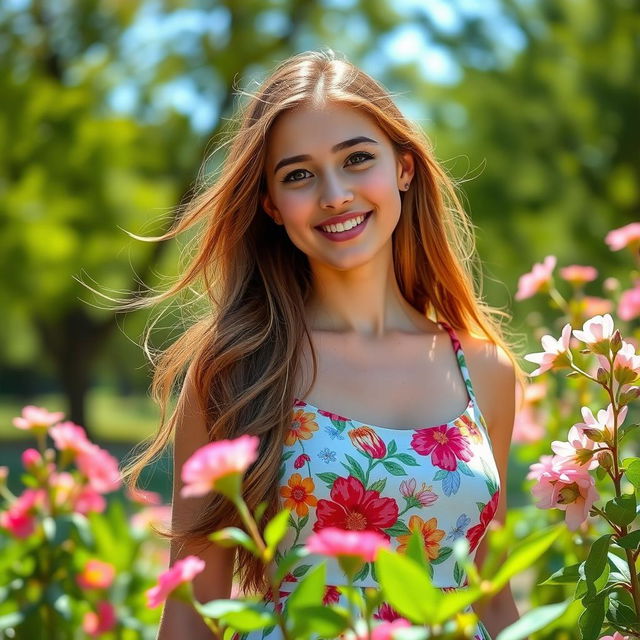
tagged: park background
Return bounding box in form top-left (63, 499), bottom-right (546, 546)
top-left (0, 0), bottom-right (637, 633)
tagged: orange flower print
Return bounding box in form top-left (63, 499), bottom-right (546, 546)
top-left (286, 410), bottom-right (319, 446)
top-left (348, 426), bottom-right (387, 459)
top-left (396, 515), bottom-right (445, 560)
top-left (279, 473), bottom-right (318, 517)
top-left (455, 414), bottom-right (483, 444)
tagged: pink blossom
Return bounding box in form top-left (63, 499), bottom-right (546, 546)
top-left (21, 448), bottom-right (42, 470)
top-left (515, 256), bottom-right (557, 301)
top-left (399, 478), bottom-right (438, 507)
top-left (572, 314), bottom-right (615, 346)
top-left (180, 435), bottom-right (260, 499)
top-left (524, 323), bottom-right (572, 376)
top-left (49, 472), bottom-right (77, 508)
top-left (146, 556), bottom-right (206, 608)
top-left (599, 632), bottom-right (630, 640)
top-left (76, 444), bottom-right (121, 494)
top-left (551, 426), bottom-right (598, 469)
top-left (12, 406), bottom-right (64, 432)
top-left (606, 341), bottom-right (640, 384)
top-left (126, 487), bottom-right (163, 506)
top-left (365, 619), bottom-right (412, 640)
top-left (49, 421), bottom-right (92, 456)
top-left (82, 601), bottom-right (117, 636)
top-left (573, 404), bottom-right (627, 442)
top-left (528, 456), bottom-right (599, 530)
top-left (512, 406), bottom-right (545, 444)
top-left (411, 425), bottom-right (472, 471)
top-left (131, 505), bottom-right (172, 533)
top-left (77, 559), bottom-right (116, 590)
top-left (559, 265), bottom-right (598, 285)
top-left (605, 222), bottom-right (640, 251)
top-left (74, 486), bottom-right (106, 514)
top-left (582, 296), bottom-right (613, 318)
top-left (618, 283), bottom-right (640, 322)
top-left (0, 488), bottom-right (44, 539)
top-left (306, 527), bottom-right (390, 563)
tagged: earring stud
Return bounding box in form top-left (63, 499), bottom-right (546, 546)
top-left (404, 182), bottom-right (409, 190)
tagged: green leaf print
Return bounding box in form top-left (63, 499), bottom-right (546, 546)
top-left (282, 451), bottom-right (295, 462)
top-left (316, 472), bottom-right (339, 488)
top-left (298, 514), bottom-right (309, 529)
top-left (395, 453), bottom-right (420, 466)
top-left (352, 562), bottom-right (370, 582)
top-left (476, 501), bottom-right (486, 513)
top-left (384, 520), bottom-right (412, 537)
top-left (369, 478), bottom-right (387, 493)
top-left (292, 564), bottom-right (313, 578)
top-left (453, 561), bottom-right (464, 586)
top-left (431, 546), bottom-right (453, 565)
top-left (481, 457), bottom-right (498, 488)
top-left (341, 455), bottom-right (367, 484)
top-left (457, 461), bottom-right (475, 477)
top-left (387, 440), bottom-right (398, 455)
top-left (381, 460), bottom-right (407, 476)
top-left (331, 418), bottom-right (348, 432)
top-left (433, 469), bottom-right (448, 481)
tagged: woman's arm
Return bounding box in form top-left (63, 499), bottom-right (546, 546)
top-left (157, 368), bottom-right (236, 640)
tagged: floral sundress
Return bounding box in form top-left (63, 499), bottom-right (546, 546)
top-left (239, 322), bottom-right (500, 640)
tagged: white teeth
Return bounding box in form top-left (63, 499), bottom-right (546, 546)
top-left (321, 214), bottom-right (366, 233)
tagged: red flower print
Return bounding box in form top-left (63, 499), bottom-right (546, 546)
top-left (466, 490), bottom-right (500, 552)
top-left (279, 473), bottom-right (318, 517)
top-left (293, 399), bottom-right (306, 407)
top-left (313, 476), bottom-right (399, 540)
top-left (348, 426), bottom-right (387, 459)
top-left (373, 602), bottom-right (402, 622)
top-left (318, 408), bottom-right (349, 422)
top-left (294, 454), bottom-right (310, 469)
top-left (396, 515), bottom-right (445, 559)
top-left (286, 410), bottom-right (319, 446)
top-left (411, 425), bottom-right (472, 471)
top-left (322, 585), bottom-right (341, 605)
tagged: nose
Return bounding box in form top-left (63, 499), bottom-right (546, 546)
top-left (318, 173), bottom-right (354, 210)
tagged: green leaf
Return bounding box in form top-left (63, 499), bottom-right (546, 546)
top-left (618, 423), bottom-right (639, 444)
top-left (344, 454), bottom-right (366, 479)
top-left (387, 440), bottom-right (398, 455)
top-left (290, 605), bottom-right (349, 637)
top-left (495, 600), bottom-right (572, 640)
top-left (604, 494), bottom-right (637, 527)
top-left (490, 525), bottom-right (563, 592)
top-left (578, 594), bottom-right (606, 640)
top-left (405, 529), bottom-right (429, 572)
top-left (381, 460), bottom-right (408, 476)
top-left (625, 459), bottom-right (640, 488)
top-left (264, 509), bottom-right (291, 556)
top-left (196, 600), bottom-right (277, 632)
top-left (287, 563), bottom-right (326, 615)
top-left (615, 529), bottom-right (640, 550)
top-left (540, 562), bottom-right (582, 586)
top-left (607, 595), bottom-right (639, 627)
top-left (583, 534), bottom-right (612, 595)
top-left (376, 548), bottom-right (441, 624)
top-left (369, 478), bottom-right (387, 493)
top-left (209, 528), bottom-right (258, 554)
top-left (0, 611), bottom-right (25, 630)
top-left (316, 472), bottom-right (339, 488)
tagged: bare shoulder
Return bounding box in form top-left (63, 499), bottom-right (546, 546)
top-left (454, 330), bottom-right (516, 442)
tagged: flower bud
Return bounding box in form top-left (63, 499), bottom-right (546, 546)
top-left (596, 450), bottom-right (613, 470)
top-left (596, 367), bottom-right (610, 385)
top-left (610, 330), bottom-right (623, 356)
top-left (582, 427), bottom-right (606, 442)
top-left (619, 386), bottom-right (640, 406)
top-left (603, 277), bottom-right (620, 293)
top-left (21, 448), bottom-right (42, 470)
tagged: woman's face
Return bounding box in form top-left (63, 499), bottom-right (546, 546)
top-left (262, 102), bottom-right (414, 272)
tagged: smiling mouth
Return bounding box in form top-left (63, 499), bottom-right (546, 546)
top-left (316, 211), bottom-right (372, 234)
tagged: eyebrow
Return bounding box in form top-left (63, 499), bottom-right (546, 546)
top-left (273, 136), bottom-right (379, 175)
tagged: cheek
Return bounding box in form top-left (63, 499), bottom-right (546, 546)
top-left (358, 164), bottom-right (401, 207)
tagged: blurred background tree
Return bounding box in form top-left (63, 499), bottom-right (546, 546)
top-left (0, 0), bottom-right (637, 437)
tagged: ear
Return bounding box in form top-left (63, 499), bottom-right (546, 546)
top-left (261, 191), bottom-right (283, 225)
top-left (396, 151), bottom-right (416, 191)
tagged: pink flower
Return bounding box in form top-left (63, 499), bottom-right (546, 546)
top-left (74, 486), bottom-right (106, 514)
top-left (131, 505), bottom-right (172, 533)
top-left (523, 324), bottom-right (572, 376)
top-left (50, 471), bottom-right (77, 508)
top-left (605, 222), bottom-right (640, 251)
top-left (411, 425), bottom-right (472, 471)
top-left (76, 444), bottom-right (121, 493)
top-left (373, 602), bottom-right (402, 622)
top-left (573, 404), bottom-right (627, 442)
top-left (582, 297), bottom-right (613, 318)
top-left (126, 487), bottom-right (163, 506)
top-left (49, 421), bottom-right (92, 456)
top-left (528, 456), bottom-right (599, 530)
top-left (551, 426), bottom-right (598, 469)
top-left (618, 283), bottom-right (640, 322)
top-left (13, 406), bottom-right (64, 432)
top-left (399, 478), bottom-right (438, 507)
top-left (573, 314), bottom-right (614, 346)
top-left (559, 265), bottom-right (598, 285)
top-left (512, 406), bottom-right (544, 444)
top-left (294, 454), bottom-right (311, 469)
top-left (21, 448), bottom-right (42, 470)
top-left (348, 426), bottom-right (387, 459)
top-left (0, 488), bottom-right (44, 538)
top-left (180, 434), bottom-right (260, 499)
top-left (82, 601), bottom-right (117, 637)
top-left (515, 256), bottom-right (556, 301)
top-left (606, 341), bottom-right (640, 384)
top-left (599, 632), bottom-right (630, 640)
top-left (145, 556), bottom-right (206, 608)
top-left (367, 619), bottom-right (412, 640)
top-left (306, 527), bottom-right (389, 563)
top-left (77, 559), bottom-right (116, 590)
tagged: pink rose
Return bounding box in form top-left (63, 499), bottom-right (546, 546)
top-left (12, 406), bottom-right (64, 433)
top-left (82, 601), bottom-right (117, 636)
top-left (180, 434), bottom-right (260, 499)
top-left (605, 222), bottom-right (640, 251)
top-left (559, 265), bottom-right (597, 285)
top-left (145, 556), bottom-right (206, 608)
top-left (515, 256), bottom-right (556, 300)
top-left (306, 527), bottom-right (389, 563)
top-left (77, 559), bottom-right (116, 590)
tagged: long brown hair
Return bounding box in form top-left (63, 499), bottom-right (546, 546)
top-left (117, 49), bottom-right (523, 597)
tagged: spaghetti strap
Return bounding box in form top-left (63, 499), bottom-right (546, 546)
top-left (438, 320), bottom-right (479, 408)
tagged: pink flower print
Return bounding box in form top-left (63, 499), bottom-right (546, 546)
top-left (348, 426), bottom-right (387, 459)
top-left (515, 255), bottom-right (556, 300)
top-left (399, 478), bottom-right (438, 507)
top-left (318, 408), bottom-right (350, 422)
top-left (314, 476), bottom-right (399, 540)
top-left (294, 454), bottom-right (310, 469)
top-left (411, 425), bottom-right (472, 471)
top-left (605, 222), bottom-right (640, 251)
top-left (618, 282), bottom-right (640, 322)
top-left (524, 323), bottom-right (572, 376)
top-left (559, 265), bottom-right (598, 285)
top-left (373, 602), bottom-right (403, 622)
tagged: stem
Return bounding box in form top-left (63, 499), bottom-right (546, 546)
top-left (548, 286), bottom-right (570, 315)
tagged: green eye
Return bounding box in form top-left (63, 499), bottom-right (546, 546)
top-left (345, 151), bottom-right (375, 165)
top-left (282, 169), bottom-right (311, 183)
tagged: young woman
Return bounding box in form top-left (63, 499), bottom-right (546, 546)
top-left (123, 49), bottom-right (523, 639)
